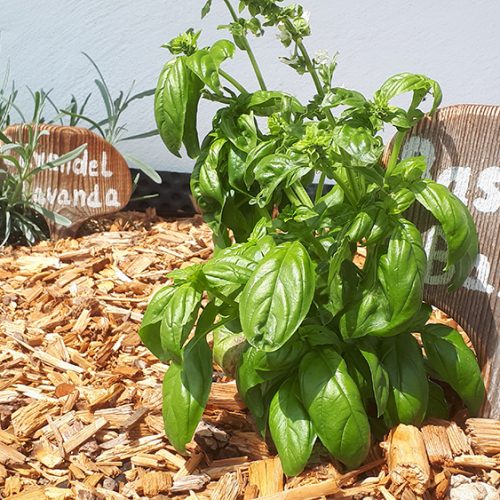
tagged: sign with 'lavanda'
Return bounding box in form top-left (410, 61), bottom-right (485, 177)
top-left (4, 124), bottom-right (132, 238)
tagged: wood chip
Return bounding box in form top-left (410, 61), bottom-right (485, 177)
top-left (137, 471), bottom-right (172, 497)
top-left (248, 457), bottom-right (283, 497)
top-left (210, 472), bottom-right (240, 500)
top-left (11, 400), bottom-right (56, 438)
top-left (386, 424), bottom-right (431, 495)
top-left (421, 422), bottom-right (454, 466)
top-left (466, 418), bottom-right (500, 455)
top-left (454, 454), bottom-right (500, 469)
top-left (0, 442), bottom-right (27, 465)
top-left (63, 417), bottom-right (108, 454)
top-left (171, 473), bottom-right (210, 493)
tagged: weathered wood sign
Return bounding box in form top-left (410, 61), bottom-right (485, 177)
top-left (3, 124), bottom-right (133, 238)
top-left (395, 105), bottom-right (500, 418)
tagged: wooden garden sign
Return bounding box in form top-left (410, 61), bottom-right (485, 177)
top-left (3, 124), bottom-right (133, 238)
top-left (398, 105), bottom-right (500, 418)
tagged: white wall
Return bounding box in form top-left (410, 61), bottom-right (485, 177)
top-left (1, 0), bottom-right (499, 172)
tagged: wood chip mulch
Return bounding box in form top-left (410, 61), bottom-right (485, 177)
top-left (0, 210), bottom-right (499, 499)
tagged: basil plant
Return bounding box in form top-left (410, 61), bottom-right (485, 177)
top-left (140, 0), bottom-right (485, 475)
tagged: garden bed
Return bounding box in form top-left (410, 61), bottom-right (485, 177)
top-left (0, 211), bottom-right (498, 499)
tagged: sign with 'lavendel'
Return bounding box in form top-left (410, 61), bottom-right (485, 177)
top-left (4, 124), bottom-right (133, 238)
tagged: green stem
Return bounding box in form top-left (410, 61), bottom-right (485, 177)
top-left (306, 233), bottom-right (329, 260)
top-left (385, 130), bottom-right (407, 177)
top-left (329, 171), bottom-right (356, 207)
top-left (284, 186), bottom-right (301, 206)
top-left (204, 283), bottom-right (238, 309)
top-left (291, 182), bottom-right (313, 208)
top-left (285, 19), bottom-right (366, 208)
top-left (222, 0), bottom-right (268, 91)
top-left (256, 205), bottom-right (271, 221)
top-left (295, 37), bottom-right (323, 96)
top-left (191, 313), bottom-right (239, 347)
top-left (284, 19), bottom-right (334, 119)
top-left (315, 172), bottom-right (326, 203)
top-left (219, 69), bottom-right (248, 94)
top-left (202, 91), bottom-right (233, 105)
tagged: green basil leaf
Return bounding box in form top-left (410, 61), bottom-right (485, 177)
top-left (332, 124), bottom-right (384, 166)
top-left (253, 338), bottom-right (308, 375)
top-left (386, 156), bottom-right (427, 185)
top-left (346, 211), bottom-right (374, 242)
top-left (139, 286), bottom-right (176, 362)
top-left (365, 209), bottom-right (390, 244)
top-left (155, 57), bottom-right (189, 157)
top-left (326, 239), bottom-right (358, 317)
top-left (160, 284), bottom-right (201, 360)
top-left (202, 251), bottom-right (255, 296)
top-left (421, 324), bottom-right (485, 415)
top-left (386, 188), bottom-right (415, 215)
top-left (254, 153), bottom-right (311, 207)
top-left (426, 380), bottom-right (449, 420)
top-left (220, 112), bottom-right (258, 153)
top-left (340, 220), bottom-right (426, 338)
top-left (406, 302), bottom-right (433, 332)
top-left (162, 336), bottom-right (212, 452)
top-left (183, 70), bottom-right (204, 158)
top-left (299, 348), bottom-right (371, 468)
top-left (227, 146), bottom-right (247, 192)
top-left (194, 300), bottom-right (219, 337)
top-left (321, 88), bottom-right (367, 110)
top-left (244, 90), bottom-right (304, 116)
top-left (213, 324), bottom-right (246, 377)
top-left (380, 334), bottom-right (428, 426)
top-left (375, 73), bottom-right (443, 121)
top-left (298, 324), bottom-right (343, 349)
top-left (377, 219), bottom-right (426, 323)
top-left (244, 141), bottom-right (277, 188)
top-left (201, 0), bottom-right (212, 18)
top-left (236, 347), bottom-right (265, 399)
top-left (412, 179), bottom-right (478, 290)
top-left (221, 196), bottom-right (263, 243)
top-left (269, 379), bottom-right (316, 476)
top-left (199, 138), bottom-right (226, 205)
top-left (185, 40), bottom-right (235, 93)
top-left (359, 339), bottom-right (390, 417)
top-left (342, 348), bottom-right (373, 402)
top-left (236, 347), bottom-right (284, 433)
top-left (240, 241), bottom-right (315, 352)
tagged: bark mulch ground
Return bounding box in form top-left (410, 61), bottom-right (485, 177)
top-left (0, 211), bottom-right (498, 499)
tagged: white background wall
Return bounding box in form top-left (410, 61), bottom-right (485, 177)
top-left (1, 0), bottom-right (499, 172)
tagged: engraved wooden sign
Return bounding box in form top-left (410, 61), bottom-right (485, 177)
top-left (393, 105), bottom-right (500, 418)
top-left (3, 124), bottom-right (133, 238)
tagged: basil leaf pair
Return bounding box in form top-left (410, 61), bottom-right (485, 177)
top-left (139, 284), bottom-right (201, 363)
top-left (240, 241), bottom-right (315, 352)
top-left (422, 324), bottom-right (485, 415)
top-left (299, 348), bottom-right (371, 469)
top-left (162, 337), bottom-right (212, 452)
top-left (412, 179), bottom-right (478, 290)
top-left (155, 41), bottom-right (235, 158)
top-left (155, 57), bottom-right (203, 158)
top-left (340, 220), bottom-right (426, 339)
